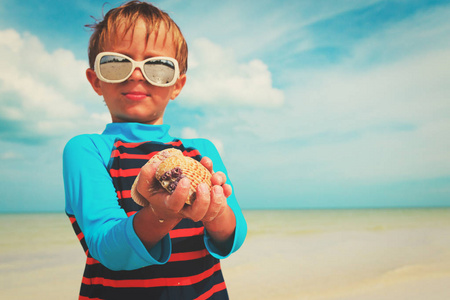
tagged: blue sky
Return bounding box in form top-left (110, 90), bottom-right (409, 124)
top-left (1, 0), bottom-right (449, 212)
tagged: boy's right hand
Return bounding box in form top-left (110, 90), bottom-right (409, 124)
top-left (134, 159), bottom-right (189, 222)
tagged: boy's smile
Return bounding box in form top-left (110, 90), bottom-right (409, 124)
top-left (86, 19), bottom-right (186, 124)
top-left (123, 91), bottom-right (150, 101)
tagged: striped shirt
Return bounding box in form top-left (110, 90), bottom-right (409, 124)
top-left (63, 123), bottom-right (247, 300)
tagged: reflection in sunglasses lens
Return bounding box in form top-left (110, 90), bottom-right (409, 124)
top-left (99, 56), bottom-right (132, 80)
top-left (144, 60), bottom-right (175, 85)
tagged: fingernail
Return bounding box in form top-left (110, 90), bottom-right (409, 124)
top-left (180, 177), bottom-right (190, 188)
top-left (199, 183), bottom-right (209, 194)
top-left (213, 186), bottom-right (223, 196)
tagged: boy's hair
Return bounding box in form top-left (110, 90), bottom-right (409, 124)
top-left (86, 1), bottom-right (188, 74)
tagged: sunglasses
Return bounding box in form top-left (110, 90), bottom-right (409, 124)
top-left (94, 52), bottom-right (180, 87)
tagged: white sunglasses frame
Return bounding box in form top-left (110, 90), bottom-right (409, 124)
top-left (94, 52), bottom-right (180, 87)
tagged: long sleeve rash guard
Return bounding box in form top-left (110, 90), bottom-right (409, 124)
top-left (63, 122), bottom-right (247, 300)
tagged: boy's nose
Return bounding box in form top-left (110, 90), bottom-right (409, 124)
top-left (128, 67), bottom-right (145, 81)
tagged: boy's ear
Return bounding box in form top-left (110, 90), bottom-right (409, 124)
top-left (170, 74), bottom-right (187, 100)
top-left (86, 68), bottom-right (103, 96)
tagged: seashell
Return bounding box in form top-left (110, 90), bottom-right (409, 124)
top-left (131, 148), bottom-right (211, 206)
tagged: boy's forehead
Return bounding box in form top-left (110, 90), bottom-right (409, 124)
top-left (104, 20), bottom-right (174, 52)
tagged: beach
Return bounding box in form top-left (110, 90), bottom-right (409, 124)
top-left (1, 209), bottom-right (450, 299)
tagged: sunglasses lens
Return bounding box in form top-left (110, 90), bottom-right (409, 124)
top-left (144, 59), bottom-right (176, 85)
top-left (99, 55), bottom-right (132, 81)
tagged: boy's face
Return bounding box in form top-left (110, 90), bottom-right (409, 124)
top-left (86, 20), bottom-right (186, 124)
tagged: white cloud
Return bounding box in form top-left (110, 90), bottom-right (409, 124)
top-left (181, 126), bottom-right (224, 156)
top-left (181, 38), bottom-right (284, 108)
top-left (230, 46), bottom-right (450, 183)
top-left (90, 112), bottom-right (112, 124)
top-left (181, 127), bottom-right (199, 139)
top-left (0, 29), bottom-right (107, 143)
top-left (194, 7), bottom-right (450, 186)
top-left (0, 151), bottom-right (23, 160)
top-left (282, 5), bottom-right (450, 140)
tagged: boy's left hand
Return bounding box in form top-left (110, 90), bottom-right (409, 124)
top-left (180, 157), bottom-right (232, 223)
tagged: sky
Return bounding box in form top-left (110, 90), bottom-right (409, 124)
top-left (0, 0), bottom-right (449, 212)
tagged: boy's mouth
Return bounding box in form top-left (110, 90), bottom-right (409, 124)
top-left (123, 92), bottom-right (149, 101)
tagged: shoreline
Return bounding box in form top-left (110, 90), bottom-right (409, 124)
top-left (1, 206), bottom-right (449, 215)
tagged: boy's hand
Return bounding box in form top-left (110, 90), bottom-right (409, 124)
top-left (199, 157), bottom-right (232, 198)
top-left (185, 157), bottom-right (232, 223)
top-left (196, 156), bottom-right (237, 247)
top-left (135, 156), bottom-right (231, 223)
top-left (134, 155), bottom-right (236, 249)
top-left (135, 160), bottom-right (187, 221)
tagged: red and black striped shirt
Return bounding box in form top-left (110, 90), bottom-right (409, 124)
top-left (67, 138), bottom-right (229, 299)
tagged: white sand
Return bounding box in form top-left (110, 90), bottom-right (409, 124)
top-left (222, 210), bottom-right (450, 300)
top-left (222, 231), bottom-right (450, 300)
top-left (1, 209), bottom-right (449, 299)
top-left (0, 244), bottom-right (85, 299)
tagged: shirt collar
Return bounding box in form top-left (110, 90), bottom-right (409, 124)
top-left (102, 122), bottom-right (172, 142)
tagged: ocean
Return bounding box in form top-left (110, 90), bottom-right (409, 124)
top-left (1, 208), bottom-right (450, 299)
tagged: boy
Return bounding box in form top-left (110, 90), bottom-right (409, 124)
top-left (63, 1), bottom-right (247, 299)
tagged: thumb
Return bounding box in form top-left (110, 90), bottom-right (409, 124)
top-left (131, 160), bottom-right (160, 206)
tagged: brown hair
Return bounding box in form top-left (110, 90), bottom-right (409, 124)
top-left (86, 1), bottom-right (188, 74)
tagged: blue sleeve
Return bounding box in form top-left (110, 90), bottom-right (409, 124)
top-left (186, 139), bottom-right (247, 259)
top-left (63, 135), bottom-right (171, 271)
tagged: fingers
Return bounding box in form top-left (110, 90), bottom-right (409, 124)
top-left (165, 177), bottom-right (190, 214)
top-left (137, 155), bottom-right (231, 223)
top-left (200, 157), bottom-right (229, 189)
top-left (202, 185), bottom-right (227, 222)
top-left (185, 157), bottom-right (230, 222)
top-left (210, 171), bottom-right (232, 198)
top-left (182, 183), bottom-right (227, 223)
top-left (182, 183), bottom-right (210, 222)
top-left (200, 157), bottom-right (213, 173)
top-left (136, 161), bottom-right (189, 219)
top-left (135, 160), bottom-right (158, 199)
top-left (211, 171), bottom-right (226, 186)
top-left (222, 183), bottom-right (232, 198)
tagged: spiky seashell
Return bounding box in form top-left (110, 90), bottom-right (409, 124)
top-left (130, 148), bottom-right (211, 206)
